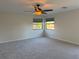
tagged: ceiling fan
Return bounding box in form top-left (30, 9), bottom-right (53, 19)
top-left (24, 3), bottom-right (53, 16)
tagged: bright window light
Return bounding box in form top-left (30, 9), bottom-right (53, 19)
top-left (46, 18), bottom-right (55, 30)
top-left (33, 18), bottom-right (42, 29)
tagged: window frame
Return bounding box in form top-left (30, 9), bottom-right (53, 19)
top-left (32, 18), bottom-right (43, 30)
top-left (45, 18), bottom-right (55, 30)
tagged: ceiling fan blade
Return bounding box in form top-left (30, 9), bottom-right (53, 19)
top-left (43, 9), bottom-right (53, 12)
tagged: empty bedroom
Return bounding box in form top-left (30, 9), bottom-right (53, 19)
top-left (0, 0), bottom-right (79, 59)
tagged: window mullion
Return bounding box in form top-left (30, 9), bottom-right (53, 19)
top-left (42, 18), bottom-right (46, 30)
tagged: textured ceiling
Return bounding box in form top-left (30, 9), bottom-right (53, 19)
top-left (0, 0), bottom-right (79, 14)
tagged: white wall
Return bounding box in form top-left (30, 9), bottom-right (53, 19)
top-left (46, 9), bottom-right (79, 44)
top-left (0, 12), bottom-right (43, 43)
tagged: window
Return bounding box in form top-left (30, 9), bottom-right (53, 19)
top-left (33, 18), bottom-right (42, 29)
top-left (46, 18), bottom-right (55, 29)
top-left (33, 17), bottom-right (55, 30)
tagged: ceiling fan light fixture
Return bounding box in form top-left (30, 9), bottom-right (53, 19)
top-left (34, 11), bottom-right (42, 15)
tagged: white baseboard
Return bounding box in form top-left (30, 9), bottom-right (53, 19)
top-left (47, 37), bottom-right (79, 45)
top-left (0, 36), bottom-right (42, 44)
top-left (1, 36), bottom-right (79, 45)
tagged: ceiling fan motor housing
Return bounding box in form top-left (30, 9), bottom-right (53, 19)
top-left (36, 4), bottom-right (40, 7)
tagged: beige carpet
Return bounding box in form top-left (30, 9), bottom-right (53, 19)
top-left (0, 37), bottom-right (79, 59)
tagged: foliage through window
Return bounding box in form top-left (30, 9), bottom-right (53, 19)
top-left (46, 18), bottom-right (55, 29)
top-left (33, 18), bottom-right (42, 29)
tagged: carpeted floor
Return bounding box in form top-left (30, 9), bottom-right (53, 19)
top-left (0, 37), bottom-right (79, 59)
